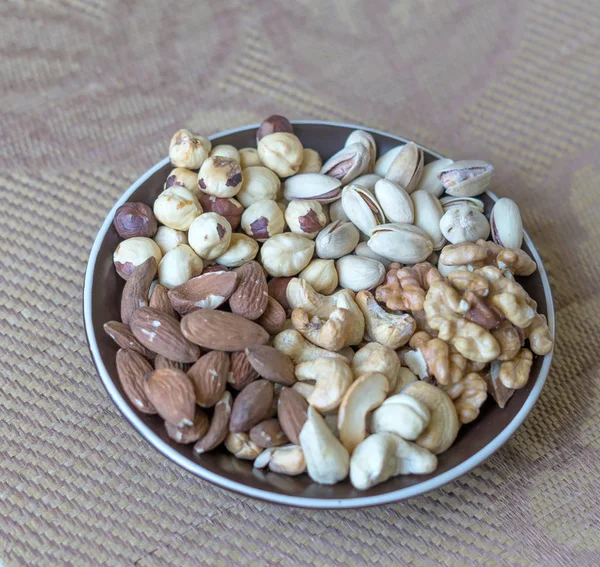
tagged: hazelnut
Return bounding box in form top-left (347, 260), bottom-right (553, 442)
top-left (198, 193), bottom-right (244, 230)
top-left (241, 199), bottom-right (285, 242)
top-left (158, 244), bottom-right (204, 289)
top-left (299, 259), bottom-right (338, 295)
top-left (210, 144), bottom-right (240, 162)
top-left (188, 212), bottom-right (233, 260)
top-left (215, 233), bottom-right (260, 268)
top-left (153, 226), bottom-right (188, 255)
top-left (113, 202), bottom-right (157, 239)
top-left (113, 237), bottom-right (162, 280)
top-left (257, 133), bottom-right (304, 178)
top-left (197, 156), bottom-right (243, 198)
top-left (236, 166), bottom-right (281, 208)
top-left (260, 233), bottom-right (315, 277)
top-left (153, 186), bottom-right (202, 231)
top-left (256, 115), bottom-right (294, 141)
top-left (164, 167), bottom-right (198, 194)
top-left (239, 147), bottom-right (262, 169)
top-left (297, 148), bottom-right (323, 174)
top-left (169, 129), bottom-right (210, 169)
top-left (285, 199), bottom-right (327, 239)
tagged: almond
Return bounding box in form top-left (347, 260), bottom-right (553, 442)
top-left (229, 379), bottom-right (273, 432)
top-left (194, 391), bottom-right (232, 453)
top-left (249, 418), bottom-right (288, 448)
top-left (229, 261), bottom-right (269, 320)
top-left (245, 344), bottom-right (296, 386)
top-left (267, 277), bottom-right (292, 312)
top-left (115, 349), bottom-right (156, 414)
top-left (149, 283), bottom-right (177, 318)
top-left (188, 351), bottom-right (230, 408)
top-left (121, 257), bottom-right (157, 325)
top-left (277, 387), bottom-right (309, 445)
top-left (229, 351), bottom-right (259, 390)
top-left (181, 310), bottom-right (269, 351)
top-left (165, 410), bottom-right (209, 444)
top-left (255, 296), bottom-right (286, 335)
top-left (104, 321), bottom-right (155, 359)
top-left (143, 368), bottom-right (195, 427)
top-left (154, 354), bottom-right (190, 373)
top-left (168, 270), bottom-right (238, 316)
top-left (131, 307), bottom-right (200, 363)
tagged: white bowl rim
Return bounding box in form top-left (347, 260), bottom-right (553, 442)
top-left (83, 120), bottom-right (555, 509)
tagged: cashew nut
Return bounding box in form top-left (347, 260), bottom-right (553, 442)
top-left (352, 342), bottom-right (400, 391)
top-left (224, 432), bottom-right (263, 460)
top-left (291, 306), bottom-right (354, 351)
top-left (268, 445), bottom-right (307, 476)
top-left (291, 382), bottom-right (315, 400)
top-left (294, 358), bottom-right (353, 413)
top-left (390, 367), bottom-right (418, 395)
top-left (273, 329), bottom-right (350, 364)
top-left (299, 406), bottom-right (350, 485)
top-left (337, 372), bottom-right (389, 453)
top-left (371, 394), bottom-right (431, 440)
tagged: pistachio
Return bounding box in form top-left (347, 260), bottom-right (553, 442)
top-left (385, 142), bottom-right (424, 194)
top-left (490, 198), bottom-right (523, 249)
top-left (341, 184), bottom-right (385, 236)
top-left (439, 205), bottom-right (490, 244)
top-left (352, 173), bottom-right (382, 192)
top-left (299, 259), bottom-right (338, 295)
top-left (236, 166), bottom-right (280, 208)
top-left (329, 199), bottom-right (350, 223)
top-left (297, 148), bottom-right (323, 174)
top-left (438, 160), bottom-right (494, 197)
top-left (315, 220), bottom-right (360, 259)
top-left (411, 190), bottom-right (445, 250)
top-left (345, 130), bottom-right (377, 170)
top-left (414, 158), bottom-right (454, 197)
top-left (257, 132), bottom-right (304, 178)
top-left (336, 256), bottom-right (385, 292)
top-left (285, 199), bottom-right (328, 239)
top-left (353, 242), bottom-right (392, 267)
top-left (374, 145), bottom-right (404, 177)
top-left (368, 223), bottom-right (433, 264)
top-left (282, 173), bottom-right (342, 203)
top-left (321, 143), bottom-right (371, 185)
top-left (440, 195), bottom-right (485, 213)
top-left (241, 199), bottom-right (285, 242)
top-left (374, 178), bottom-right (414, 224)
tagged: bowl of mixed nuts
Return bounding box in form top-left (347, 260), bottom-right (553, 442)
top-left (84, 118), bottom-right (554, 508)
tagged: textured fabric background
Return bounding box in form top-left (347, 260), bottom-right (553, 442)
top-left (1, 0), bottom-right (599, 565)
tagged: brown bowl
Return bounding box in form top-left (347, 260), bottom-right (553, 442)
top-left (83, 121), bottom-right (554, 508)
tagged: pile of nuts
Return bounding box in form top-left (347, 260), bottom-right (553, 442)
top-left (105, 116), bottom-right (553, 490)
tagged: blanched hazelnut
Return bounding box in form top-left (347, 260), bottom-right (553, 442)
top-left (197, 193), bottom-right (244, 230)
top-left (236, 166), bottom-right (281, 208)
top-left (285, 199), bottom-right (327, 239)
top-left (113, 237), bottom-right (162, 280)
top-left (256, 115), bottom-right (293, 141)
top-left (239, 147), bottom-right (262, 169)
top-left (241, 199), bottom-right (285, 242)
top-left (197, 156), bottom-right (243, 198)
top-left (158, 244), bottom-right (204, 289)
top-left (297, 148), bottom-right (323, 174)
top-left (164, 168), bottom-right (198, 194)
top-left (258, 133), bottom-right (304, 178)
top-left (153, 226), bottom-right (188, 255)
top-left (299, 259), bottom-right (338, 294)
top-left (260, 233), bottom-right (315, 277)
top-left (169, 129), bottom-right (210, 169)
top-left (210, 144), bottom-right (240, 162)
top-left (188, 212), bottom-right (232, 260)
top-left (113, 202), bottom-right (157, 239)
top-left (215, 233), bottom-right (260, 268)
top-left (153, 186), bottom-right (202, 231)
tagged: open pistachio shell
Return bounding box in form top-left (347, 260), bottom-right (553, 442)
top-left (341, 184), bottom-right (386, 236)
top-left (438, 160), bottom-right (494, 197)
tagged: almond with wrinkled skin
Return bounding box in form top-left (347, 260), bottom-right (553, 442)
top-left (143, 368), bottom-right (195, 427)
top-left (188, 351), bottom-right (230, 408)
top-left (229, 351), bottom-right (260, 390)
top-left (245, 344), bottom-right (296, 386)
top-left (194, 391), bottom-right (233, 454)
top-left (229, 379), bottom-right (274, 432)
top-left (229, 261), bottom-right (269, 320)
top-left (104, 321), bottom-right (155, 359)
top-left (255, 296), bottom-right (287, 335)
top-left (115, 349), bottom-right (156, 414)
top-left (121, 257), bottom-right (157, 325)
top-left (165, 410), bottom-right (209, 444)
top-left (168, 270), bottom-right (238, 316)
top-left (249, 418), bottom-right (288, 448)
top-left (149, 283), bottom-right (177, 318)
top-left (277, 387), bottom-right (308, 445)
top-left (131, 307), bottom-right (200, 363)
top-left (154, 354), bottom-right (190, 373)
top-left (181, 310), bottom-right (269, 351)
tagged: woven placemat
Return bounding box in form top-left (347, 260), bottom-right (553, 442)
top-left (1, 0), bottom-right (599, 565)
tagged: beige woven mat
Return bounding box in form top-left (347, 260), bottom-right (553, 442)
top-left (1, 0), bottom-right (600, 565)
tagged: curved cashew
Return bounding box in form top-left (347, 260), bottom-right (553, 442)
top-left (337, 372), bottom-right (389, 453)
top-left (371, 394), bottom-right (431, 440)
top-left (291, 307), bottom-right (354, 351)
top-left (254, 444), bottom-right (307, 476)
top-left (355, 290), bottom-right (416, 349)
top-left (390, 367), bottom-right (418, 395)
top-left (291, 382), bottom-right (315, 400)
top-left (352, 342), bottom-right (400, 391)
top-left (272, 329), bottom-right (348, 363)
top-left (299, 406), bottom-right (350, 485)
top-left (224, 432), bottom-right (262, 460)
top-left (295, 358), bottom-right (353, 413)
top-left (402, 381), bottom-right (459, 454)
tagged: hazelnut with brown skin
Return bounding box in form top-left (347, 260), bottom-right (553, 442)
top-left (256, 115), bottom-right (293, 141)
top-left (188, 212), bottom-right (232, 260)
top-left (241, 200), bottom-right (285, 242)
top-left (113, 202), bottom-right (157, 239)
top-left (164, 168), bottom-right (198, 194)
top-left (198, 193), bottom-right (244, 230)
top-left (169, 129), bottom-right (210, 169)
top-left (285, 199), bottom-right (327, 239)
top-left (197, 156), bottom-right (243, 198)
top-left (113, 237), bottom-right (162, 280)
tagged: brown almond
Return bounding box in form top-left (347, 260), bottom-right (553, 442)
top-left (229, 261), bottom-right (269, 320)
top-left (143, 368), bottom-right (195, 427)
top-left (168, 271), bottom-right (238, 316)
top-left (131, 307), bottom-right (200, 363)
top-left (149, 283), bottom-right (177, 318)
top-left (104, 321), bottom-right (155, 359)
top-left (181, 310), bottom-right (269, 351)
top-left (188, 351), bottom-right (230, 408)
top-left (194, 391), bottom-right (232, 453)
top-left (165, 410), bottom-right (209, 444)
top-left (255, 296), bottom-right (286, 335)
top-left (249, 418), bottom-right (288, 448)
top-left (115, 348), bottom-right (156, 414)
top-left (154, 354), bottom-right (190, 373)
top-left (229, 351), bottom-right (260, 390)
top-left (229, 379), bottom-right (273, 433)
top-left (121, 257), bottom-right (157, 325)
top-left (245, 344), bottom-right (296, 386)
top-left (277, 387), bottom-right (308, 445)
top-left (267, 277), bottom-right (292, 312)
